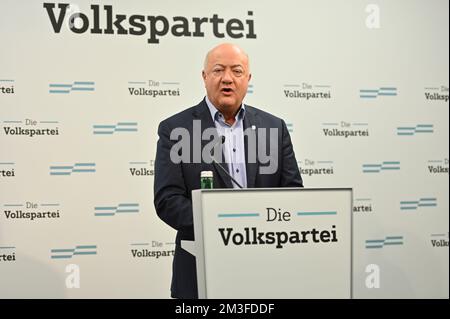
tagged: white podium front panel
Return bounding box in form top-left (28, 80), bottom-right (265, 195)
top-left (190, 188), bottom-right (352, 299)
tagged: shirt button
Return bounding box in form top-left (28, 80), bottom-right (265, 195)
top-left (233, 148), bottom-right (236, 152)
top-left (236, 169), bottom-right (239, 173)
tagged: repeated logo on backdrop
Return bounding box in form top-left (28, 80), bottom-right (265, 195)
top-left (0, 246), bottom-right (16, 262)
top-left (0, 162), bottom-right (15, 178)
top-left (50, 163), bottom-right (96, 175)
top-left (365, 236), bottom-right (404, 249)
top-left (353, 198), bottom-right (373, 213)
top-left (298, 159), bottom-right (335, 177)
top-left (93, 122), bottom-right (138, 135)
top-left (430, 233), bottom-right (449, 248)
top-left (1, 119), bottom-right (60, 138)
top-left (51, 245), bottom-right (97, 259)
top-left (424, 86), bottom-right (449, 102)
top-left (129, 160), bottom-right (154, 177)
top-left (49, 81), bottom-right (95, 94)
top-left (396, 124), bottom-right (434, 136)
top-left (128, 80), bottom-right (181, 97)
top-left (283, 82), bottom-right (332, 100)
top-left (400, 197), bottom-right (437, 211)
top-left (0, 79), bottom-right (14, 94)
top-left (427, 158), bottom-right (448, 174)
top-left (362, 161), bottom-right (400, 173)
top-left (94, 203), bottom-right (139, 217)
top-left (130, 242), bottom-right (175, 259)
top-left (2, 202), bottom-right (61, 222)
top-left (322, 121), bottom-right (369, 138)
top-left (359, 87), bottom-right (397, 99)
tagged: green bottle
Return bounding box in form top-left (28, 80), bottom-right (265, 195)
top-left (200, 171), bottom-right (213, 189)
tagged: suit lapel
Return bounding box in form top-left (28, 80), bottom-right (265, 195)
top-left (243, 106), bottom-right (259, 188)
top-left (192, 100), bottom-right (233, 188)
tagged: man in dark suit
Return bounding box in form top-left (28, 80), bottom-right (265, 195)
top-left (154, 43), bottom-right (303, 299)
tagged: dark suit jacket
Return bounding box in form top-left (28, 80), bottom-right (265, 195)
top-left (154, 99), bottom-right (303, 298)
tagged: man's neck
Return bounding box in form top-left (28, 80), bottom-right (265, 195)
top-left (205, 96), bottom-right (243, 126)
top-left (220, 108), bottom-right (239, 125)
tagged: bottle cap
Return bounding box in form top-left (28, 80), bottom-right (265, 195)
top-left (201, 171), bottom-right (213, 178)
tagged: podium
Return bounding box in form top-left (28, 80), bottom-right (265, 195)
top-left (181, 188), bottom-right (353, 299)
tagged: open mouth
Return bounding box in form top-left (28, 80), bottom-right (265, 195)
top-left (221, 88), bottom-right (233, 94)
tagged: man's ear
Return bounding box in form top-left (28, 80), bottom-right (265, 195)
top-left (248, 73), bottom-right (252, 82)
top-left (202, 70), bottom-right (206, 81)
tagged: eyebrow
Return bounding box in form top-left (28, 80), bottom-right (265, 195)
top-left (213, 64), bottom-right (244, 68)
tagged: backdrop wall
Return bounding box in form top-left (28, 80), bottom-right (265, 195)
top-left (0, 0), bottom-right (448, 298)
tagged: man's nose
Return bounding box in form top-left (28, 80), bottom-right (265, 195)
top-left (221, 69), bottom-right (233, 84)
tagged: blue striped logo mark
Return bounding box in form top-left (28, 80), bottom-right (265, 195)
top-left (49, 81), bottom-right (95, 94)
top-left (297, 211), bottom-right (337, 216)
top-left (50, 163), bottom-right (96, 175)
top-left (0, 246), bottom-right (15, 251)
top-left (95, 203), bottom-right (139, 216)
top-left (93, 122), bottom-right (138, 134)
top-left (247, 84), bottom-right (254, 94)
top-left (360, 87), bottom-right (397, 98)
top-left (363, 161), bottom-right (400, 173)
top-left (218, 213), bottom-right (260, 218)
top-left (366, 236), bottom-right (403, 249)
top-left (400, 198), bottom-right (437, 210)
top-left (397, 124), bottom-right (434, 136)
top-left (51, 245), bottom-right (97, 259)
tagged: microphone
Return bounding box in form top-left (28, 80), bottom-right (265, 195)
top-left (210, 135), bottom-right (243, 189)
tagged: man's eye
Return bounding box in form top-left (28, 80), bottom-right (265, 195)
top-left (213, 69), bottom-right (223, 74)
top-left (233, 69), bottom-right (243, 76)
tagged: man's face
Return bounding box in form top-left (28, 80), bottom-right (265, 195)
top-left (202, 45), bottom-right (251, 112)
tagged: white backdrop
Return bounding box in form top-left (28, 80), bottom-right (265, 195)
top-left (0, 0), bottom-right (448, 298)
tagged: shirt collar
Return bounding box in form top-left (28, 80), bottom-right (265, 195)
top-left (205, 96), bottom-right (246, 122)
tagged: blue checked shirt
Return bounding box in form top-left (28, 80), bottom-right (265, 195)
top-left (205, 96), bottom-right (248, 189)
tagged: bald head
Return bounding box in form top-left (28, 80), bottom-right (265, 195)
top-left (203, 43), bottom-right (250, 72)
